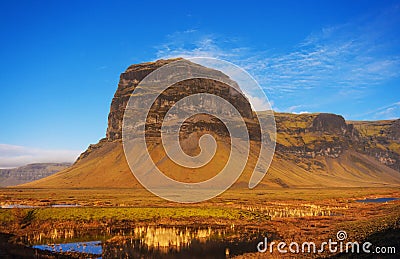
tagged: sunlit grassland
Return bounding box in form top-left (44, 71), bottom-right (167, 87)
top-left (0, 187), bottom-right (398, 226)
top-left (1, 187), bottom-right (398, 207)
top-left (0, 207), bottom-right (270, 223)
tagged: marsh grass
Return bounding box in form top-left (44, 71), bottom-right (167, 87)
top-left (0, 207), bottom-right (270, 224)
top-left (241, 204), bottom-right (342, 219)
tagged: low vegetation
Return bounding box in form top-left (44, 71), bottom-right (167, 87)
top-left (0, 206), bottom-right (270, 225)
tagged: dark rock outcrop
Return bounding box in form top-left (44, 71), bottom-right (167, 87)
top-left (310, 113), bottom-right (348, 135)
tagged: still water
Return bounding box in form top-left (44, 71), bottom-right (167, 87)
top-left (27, 226), bottom-right (271, 258)
top-left (356, 197), bottom-right (398, 203)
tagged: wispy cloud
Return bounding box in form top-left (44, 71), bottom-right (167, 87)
top-left (156, 30), bottom-right (245, 60)
top-left (156, 25), bottom-right (400, 93)
top-left (244, 94), bottom-right (272, 111)
top-left (255, 15), bottom-right (400, 94)
top-left (356, 101), bottom-right (400, 120)
top-left (0, 144), bottom-right (81, 168)
top-left (155, 7), bottom-right (400, 117)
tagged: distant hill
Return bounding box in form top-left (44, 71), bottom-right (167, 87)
top-left (0, 163), bottom-right (71, 187)
top-left (20, 59), bottom-right (400, 189)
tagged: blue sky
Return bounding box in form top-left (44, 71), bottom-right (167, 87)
top-left (0, 0), bottom-right (399, 167)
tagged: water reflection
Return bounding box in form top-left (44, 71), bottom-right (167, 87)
top-left (33, 241), bottom-right (102, 257)
top-left (134, 226), bottom-right (221, 249)
top-left (27, 226), bottom-right (268, 258)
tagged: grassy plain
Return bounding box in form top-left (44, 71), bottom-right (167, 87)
top-left (0, 187), bottom-right (399, 258)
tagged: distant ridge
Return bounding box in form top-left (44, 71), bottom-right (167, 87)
top-left (1, 163), bottom-right (71, 187)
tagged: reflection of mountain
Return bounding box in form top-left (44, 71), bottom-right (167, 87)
top-left (0, 163), bottom-right (71, 187)
top-left (26, 226), bottom-right (264, 258)
top-left (102, 226), bottom-right (261, 258)
top-left (21, 59), bottom-right (400, 189)
top-left (107, 226), bottom-right (218, 251)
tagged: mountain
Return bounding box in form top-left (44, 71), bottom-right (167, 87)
top-left (0, 163), bottom-right (71, 187)
top-left (20, 59), bottom-right (400, 188)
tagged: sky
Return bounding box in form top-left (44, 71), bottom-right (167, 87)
top-left (0, 0), bottom-right (399, 167)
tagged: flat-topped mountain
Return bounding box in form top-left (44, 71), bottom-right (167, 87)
top-left (0, 163), bottom-right (71, 187)
top-left (20, 59), bottom-right (400, 188)
top-left (106, 58), bottom-right (257, 142)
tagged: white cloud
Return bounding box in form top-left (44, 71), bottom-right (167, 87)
top-left (377, 107), bottom-right (395, 116)
top-left (245, 95), bottom-right (271, 111)
top-left (292, 111), bottom-right (311, 114)
top-left (286, 105), bottom-right (303, 113)
top-left (250, 26), bottom-right (400, 94)
top-left (155, 7), bottom-right (400, 119)
top-left (0, 144), bottom-right (81, 168)
top-left (374, 103), bottom-right (400, 119)
top-left (156, 31), bottom-right (243, 60)
top-left (355, 101), bottom-right (400, 120)
top-left (155, 9), bottom-right (400, 96)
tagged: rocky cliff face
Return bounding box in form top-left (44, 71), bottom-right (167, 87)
top-left (271, 112), bottom-right (400, 172)
top-left (106, 59), bottom-right (255, 142)
top-left (352, 119), bottom-right (400, 171)
top-left (107, 59), bottom-right (180, 141)
top-left (80, 58), bottom-right (400, 173)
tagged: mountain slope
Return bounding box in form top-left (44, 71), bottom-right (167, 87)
top-left (23, 140), bottom-right (400, 188)
top-left (20, 59), bottom-right (400, 189)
